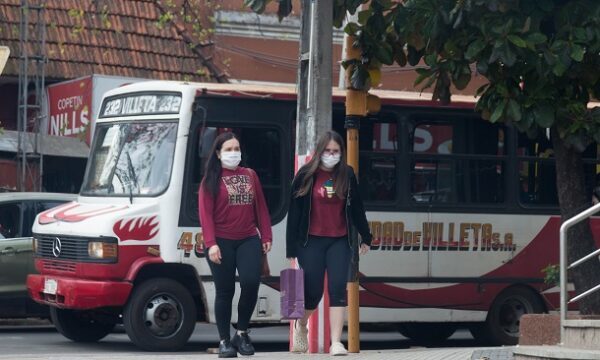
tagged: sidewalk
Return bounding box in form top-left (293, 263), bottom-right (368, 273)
top-left (0, 347), bottom-right (515, 360)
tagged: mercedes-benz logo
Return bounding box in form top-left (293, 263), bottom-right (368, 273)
top-left (52, 237), bottom-right (62, 258)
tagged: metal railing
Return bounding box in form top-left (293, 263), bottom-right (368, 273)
top-left (559, 202), bottom-right (600, 342)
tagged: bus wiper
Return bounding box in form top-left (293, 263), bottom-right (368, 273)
top-left (126, 150), bottom-right (138, 204)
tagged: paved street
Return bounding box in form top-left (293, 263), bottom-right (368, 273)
top-left (0, 322), bottom-right (516, 359)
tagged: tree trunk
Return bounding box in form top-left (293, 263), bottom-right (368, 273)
top-left (551, 126), bottom-right (600, 314)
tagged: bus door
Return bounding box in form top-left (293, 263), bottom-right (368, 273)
top-left (178, 95), bottom-right (294, 320)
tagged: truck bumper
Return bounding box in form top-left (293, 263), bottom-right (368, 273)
top-left (27, 274), bottom-right (132, 310)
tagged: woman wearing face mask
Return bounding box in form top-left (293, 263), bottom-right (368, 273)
top-left (199, 131), bottom-right (272, 358)
top-left (286, 130), bottom-right (372, 356)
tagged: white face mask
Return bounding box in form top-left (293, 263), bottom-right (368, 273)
top-left (220, 151), bottom-right (241, 169)
top-left (320, 153), bottom-right (341, 169)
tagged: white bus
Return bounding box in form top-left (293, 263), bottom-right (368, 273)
top-left (27, 81), bottom-right (599, 350)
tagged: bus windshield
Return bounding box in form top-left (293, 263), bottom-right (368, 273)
top-left (81, 121), bottom-right (178, 196)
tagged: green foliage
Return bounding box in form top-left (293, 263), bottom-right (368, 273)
top-left (245, 1), bottom-right (600, 148)
top-left (247, 0), bottom-right (600, 149)
top-left (542, 264), bottom-right (560, 287)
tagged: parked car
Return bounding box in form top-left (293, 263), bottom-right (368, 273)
top-left (0, 192), bottom-right (77, 318)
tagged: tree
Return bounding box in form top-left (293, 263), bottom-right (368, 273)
top-left (248, 0), bottom-right (600, 314)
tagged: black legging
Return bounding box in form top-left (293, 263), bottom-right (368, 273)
top-left (206, 235), bottom-right (262, 340)
top-left (297, 235), bottom-right (351, 309)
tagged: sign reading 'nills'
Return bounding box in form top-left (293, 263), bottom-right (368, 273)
top-left (369, 221), bottom-right (516, 251)
top-left (47, 76), bottom-right (92, 144)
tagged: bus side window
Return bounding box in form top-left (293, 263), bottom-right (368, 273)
top-left (410, 123), bottom-right (455, 203)
top-left (517, 132), bottom-right (558, 206)
top-left (410, 119), bottom-right (506, 204)
top-left (358, 120), bottom-right (398, 203)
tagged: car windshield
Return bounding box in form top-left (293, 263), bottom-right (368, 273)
top-left (82, 121), bottom-right (178, 196)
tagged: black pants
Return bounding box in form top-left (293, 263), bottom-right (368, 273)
top-left (207, 235), bottom-right (262, 340)
top-left (297, 235), bottom-right (351, 309)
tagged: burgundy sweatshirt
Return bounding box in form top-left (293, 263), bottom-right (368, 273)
top-left (308, 168), bottom-right (347, 237)
top-left (199, 167), bottom-right (272, 249)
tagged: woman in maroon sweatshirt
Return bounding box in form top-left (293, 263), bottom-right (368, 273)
top-left (199, 132), bottom-right (272, 358)
top-left (286, 130), bottom-right (372, 356)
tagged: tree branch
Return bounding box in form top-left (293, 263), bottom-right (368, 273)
top-left (154, 2), bottom-right (228, 83)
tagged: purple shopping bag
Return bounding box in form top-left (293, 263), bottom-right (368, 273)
top-left (280, 268), bottom-right (305, 320)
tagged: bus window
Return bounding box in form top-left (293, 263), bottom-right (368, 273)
top-left (411, 160), bottom-right (454, 202)
top-left (358, 120), bottom-right (398, 203)
top-left (410, 120), bottom-right (506, 204)
top-left (517, 132), bottom-right (558, 206)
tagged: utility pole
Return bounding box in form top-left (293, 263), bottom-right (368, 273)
top-left (295, 0), bottom-right (333, 353)
top-left (342, 35), bottom-right (381, 353)
top-left (295, 0), bottom-right (332, 166)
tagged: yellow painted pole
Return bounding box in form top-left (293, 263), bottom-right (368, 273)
top-left (346, 127), bottom-right (360, 354)
top-left (343, 35), bottom-right (364, 354)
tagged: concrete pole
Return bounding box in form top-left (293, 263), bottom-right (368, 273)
top-left (295, 0), bottom-right (333, 167)
top-left (294, 0), bottom-right (333, 353)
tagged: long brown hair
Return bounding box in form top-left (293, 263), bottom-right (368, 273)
top-left (201, 131), bottom-right (239, 197)
top-left (295, 130), bottom-right (350, 199)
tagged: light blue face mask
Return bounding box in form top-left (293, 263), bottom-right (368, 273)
top-left (221, 151), bottom-right (241, 169)
top-left (320, 154), bottom-right (340, 169)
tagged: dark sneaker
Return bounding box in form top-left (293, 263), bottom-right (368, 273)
top-left (218, 339), bottom-right (237, 358)
top-left (231, 331), bottom-right (255, 356)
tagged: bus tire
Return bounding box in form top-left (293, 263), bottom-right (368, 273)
top-left (123, 277), bottom-right (196, 351)
top-left (484, 286), bottom-right (544, 345)
top-left (50, 307), bottom-right (115, 342)
top-left (397, 323), bottom-right (457, 344)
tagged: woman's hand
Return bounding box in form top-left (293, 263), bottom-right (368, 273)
top-left (263, 242), bottom-right (272, 254)
top-left (359, 243), bottom-right (369, 255)
top-left (208, 245), bottom-right (222, 264)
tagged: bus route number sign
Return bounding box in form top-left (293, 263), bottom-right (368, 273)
top-left (101, 93), bottom-right (182, 117)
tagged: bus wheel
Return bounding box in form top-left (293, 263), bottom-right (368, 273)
top-left (485, 286), bottom-right (544, 345)
top-left (123, 278), bottom-right (196, 351)
top-left (50, 308), bottom-right (115, 342)
top-left (397, 323), bottom-right (457, 344)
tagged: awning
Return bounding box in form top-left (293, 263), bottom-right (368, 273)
top-left (0, 130), bottom-right (89, 158)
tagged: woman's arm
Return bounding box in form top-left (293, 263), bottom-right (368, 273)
top-left (250, 169), bottom-right (273, 244)
top-left (349, 171), bottom-right (373, 246)
top-left (198, 182), bottom-right (218, 249)
top-left (285, 172), bottom-right (303, 258)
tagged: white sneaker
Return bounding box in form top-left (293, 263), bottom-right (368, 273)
top-left (330, 341), bottom-right (347, 356)
top-left (291, 320), bottom-right (308, 353)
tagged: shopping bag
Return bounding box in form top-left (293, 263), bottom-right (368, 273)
top-left (280, 268), bottom-right (305, 319)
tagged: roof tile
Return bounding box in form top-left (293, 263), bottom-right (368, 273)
top-left (0, 0), bottom-right (218, 81)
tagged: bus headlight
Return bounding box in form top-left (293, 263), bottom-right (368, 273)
top-left (88, 242), bottom-right (118, 260)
